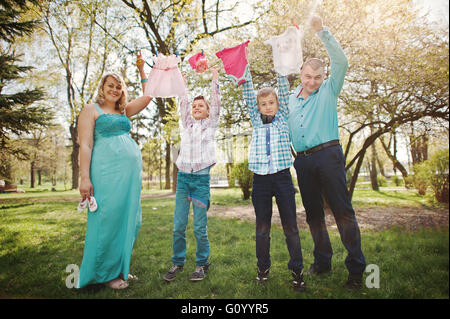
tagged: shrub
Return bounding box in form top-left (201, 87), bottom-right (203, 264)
top-left (428, 149), bottom-right (449, 203)
top-left (231, 160), bottom-right (253, 200)
top-left (226, 163), bottom-right (235, 188)
top-left (377, 175), bottom-right (387, 187)
top-left (392, 175), bottom-right (404, 186)
top-left (409, 161), bottom-right (431, 195)
top-left (408, 149), bottom-right (449, 202)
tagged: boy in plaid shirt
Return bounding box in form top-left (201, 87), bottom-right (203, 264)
top-left (240, 50), bottom-right (305, 292)
top-left (163, 66), bottom-right (220, 283)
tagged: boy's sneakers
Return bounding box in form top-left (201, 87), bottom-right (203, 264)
top-left (344, 273), bottom-right (363, 290)
top-left (189, 264), bottom-right (210, 282)
top-left (163, 265), bottom-right (184, 282)
top-left (292, 269), bottom-right (306, 292)
top-left (255, 267), bottom-right (306, 291)
top-left (256, 268), bottom-right (270, 282)
top-left (308, 263), bottom-right (332, 275)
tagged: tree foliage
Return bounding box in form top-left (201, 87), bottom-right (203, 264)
top-left (268, 0), bottom-right (449, 198)
top-left (119, 0), bottom-right (268, 189)
top-left (223, 0), bottom-right (448, 198)
top-left (38, 0), bottom-right (118, 189)
top-left (0, 0), bottom-right (52, 183)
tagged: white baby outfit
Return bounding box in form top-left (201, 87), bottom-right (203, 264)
top-left (264, 26), bottom-right (303, 76)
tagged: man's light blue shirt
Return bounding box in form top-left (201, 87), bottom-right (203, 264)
top-left (288, 27), bottom-right (348, 153)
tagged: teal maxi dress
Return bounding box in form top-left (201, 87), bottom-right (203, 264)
top-left (77, 103), bottom-right (142, 288)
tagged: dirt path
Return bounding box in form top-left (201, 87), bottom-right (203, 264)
top-left (209, 204), bottom-right (449, 231)
top-left (3, 193), bottom-right (447, 231)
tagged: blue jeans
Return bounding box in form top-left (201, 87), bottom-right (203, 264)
top-left (172, 171), bottom-right (210, 266)
top-left (252, 169), bottom-right (304, 272)
top-left (294, 145), bottom-right (366, 275)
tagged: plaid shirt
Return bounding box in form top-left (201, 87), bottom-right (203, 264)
top-left (176, 79), bottom-right (221, 173)
top-left (242, 73), bottom-right (293, 175)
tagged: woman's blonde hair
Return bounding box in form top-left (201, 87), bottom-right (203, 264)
top-left (94, 73), bottom-right (128, 113)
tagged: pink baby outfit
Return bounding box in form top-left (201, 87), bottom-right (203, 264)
top-left (188, 52), bottom-right (209, 73)
top-left (216, 41), bottom-right (251, 85)
top-left (144, 54), bottom-right (187, 98)
top-left (264, 26), bottom-right (303, 76)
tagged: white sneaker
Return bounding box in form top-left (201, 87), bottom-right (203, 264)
top-left (77, 198), bottom-right (88, 212)
top-left (88, 196), bottom-right (98, 212)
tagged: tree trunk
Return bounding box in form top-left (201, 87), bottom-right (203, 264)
top-left (226, 162), bottom-right (234, 187)
top-left (376, 156), bottom-right (386, 177)
top-left (410, 131), bottom-right (428, 165)
top-left (38, 169), bottom-right (42, 186)
top-left (369, 144), bottom-right (379, 191)
top-left (30, 161), bottom-right (35, 188)
top-left (393, 132), bottom-right (398, 174)
top-left (70, 123), bottom-right (80, 190)
top-left (380, 136), bottom-right (410, 187)
top-left (172, 162), bottom-right (178, 193)
top-left (348, 148), bottom-right (368, 200)
top-left (165, 142), bottom-right (171, 190)
top-left (159, 142), bottom-right (163, 190)
top-left (420, 135), bottom-right (428, 162)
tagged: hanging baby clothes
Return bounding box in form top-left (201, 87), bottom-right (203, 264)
top-left (215, 40), bottom-right (251, 85)
top-left (264, 26), bottom-right (303, 76)
top-left (144, 54), bottom-right (187, 98)
top-left (188, 51), bottom-right (209, 73)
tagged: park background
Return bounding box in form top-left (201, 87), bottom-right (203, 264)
top-left (0, 0), bottom-right (448, 299)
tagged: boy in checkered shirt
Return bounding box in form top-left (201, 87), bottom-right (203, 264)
top-left (240, 48), bottom-right (306, 292)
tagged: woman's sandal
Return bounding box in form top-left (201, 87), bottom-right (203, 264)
top-left (119, 273), bottom-right (138, 281)
top-left (105, 278), bottom-right (129, 290)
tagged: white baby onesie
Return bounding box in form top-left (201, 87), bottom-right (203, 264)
top-left (264, 26), bottom-right (303, 76)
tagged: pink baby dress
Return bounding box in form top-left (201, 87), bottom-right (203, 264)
top-left (264, 26), bottom-right (303, 76)
top-left (144, 54), bottom-right (187, 98)
top-left (216, 40), bottom-right (251, 85)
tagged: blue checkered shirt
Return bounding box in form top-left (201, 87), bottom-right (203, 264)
top-left (242, 73), bottom-right (293, 175)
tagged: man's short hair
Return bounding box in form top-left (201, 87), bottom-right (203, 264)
top-left (301, 58), bottom-right (325, 71)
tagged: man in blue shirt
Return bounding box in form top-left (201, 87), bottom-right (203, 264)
top-left (287, 16), bottom-right (366, 290)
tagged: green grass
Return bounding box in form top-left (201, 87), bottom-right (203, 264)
top-left (351, 188), bottom-right (437, 208)
top-left (0, 187), bottom-right (448, 299)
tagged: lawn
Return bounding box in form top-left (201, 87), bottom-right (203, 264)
top-left (0, 186), bottom-right (448, 299)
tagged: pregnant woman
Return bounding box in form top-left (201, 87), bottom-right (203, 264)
top-left (76, 66), bottom-right (151, 289)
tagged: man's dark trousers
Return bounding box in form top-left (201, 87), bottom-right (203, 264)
top-left (294, 144), bottom-right (366, 275)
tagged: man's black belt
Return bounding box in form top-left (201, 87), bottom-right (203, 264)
top-left (297, 140), bottom-right (340, 157)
